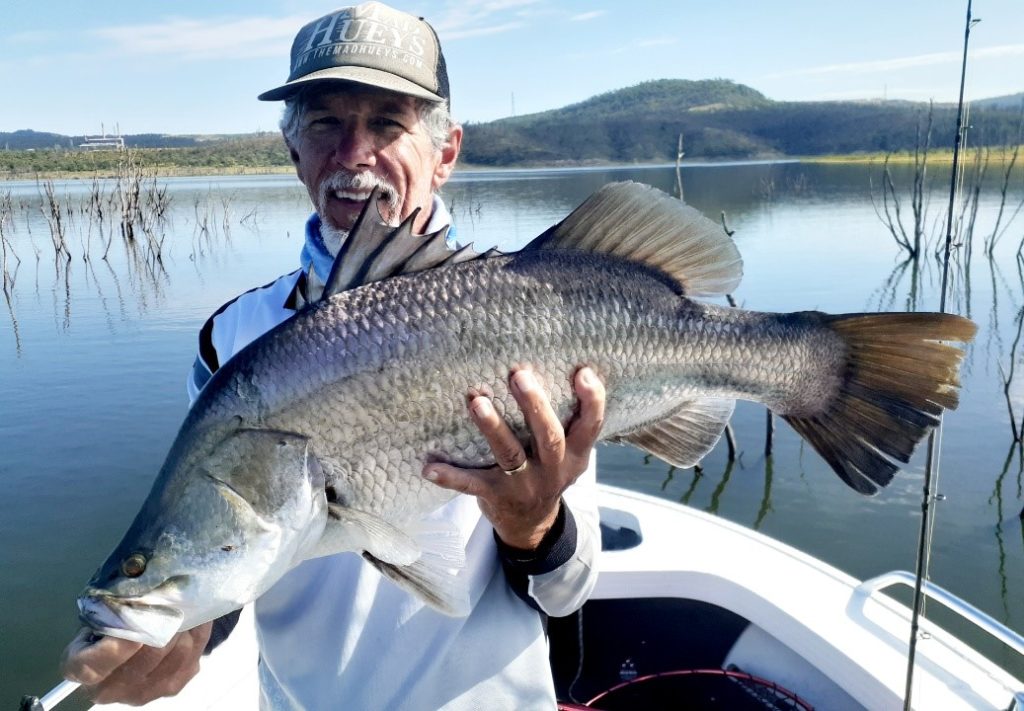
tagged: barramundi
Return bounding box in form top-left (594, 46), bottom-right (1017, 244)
top-left (78, 182), bottom-right (975, 647)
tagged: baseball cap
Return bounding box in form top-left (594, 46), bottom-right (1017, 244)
top-left (258, 2), bottom-right (449, 104)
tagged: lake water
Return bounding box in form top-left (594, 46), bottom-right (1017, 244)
top-left (2, 161), bottom-right (1023, 706)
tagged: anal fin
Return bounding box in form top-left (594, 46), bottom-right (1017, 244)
top-left (610, 398), bottom-right (735, 468)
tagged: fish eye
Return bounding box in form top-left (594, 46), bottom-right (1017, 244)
top-left (120, 553), bottom-right (148, 578)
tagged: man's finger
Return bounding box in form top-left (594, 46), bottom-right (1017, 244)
top-left (98, 639), bottom-right (174, 685)
top-left (91, 624), bottom-right (212, 705)
top-left (137, 625), bottom-right (211, 700)
top-left (424, 462), bottom-right (497, 496)
top-left (510, 369), bottom-right (564, 469)
top-left (61, 629), bottom-right (143, 686)
top-left (566, 367), bottom-right (605, 459)
top-left (467, 394), bottom-right (527, 472)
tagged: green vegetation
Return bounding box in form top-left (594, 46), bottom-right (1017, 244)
top-left (460, 80), bottom-right (1023, 166)
top-left (3, 79), bottom-right (1022, 178)
top-left (1, 134), bottom-right (293, 178)
top-left (804, 147), bottom-right (1024, 167)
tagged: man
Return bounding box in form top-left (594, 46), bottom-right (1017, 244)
top-left (62, 3), bottom-right (604, 708)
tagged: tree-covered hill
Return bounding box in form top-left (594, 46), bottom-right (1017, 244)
top-left (460, 79), bottom-right (1023, 166)
top-left (974, 92), bottom-right (1024, 110)
top-left (3, 79), bottom-right (1022, 176)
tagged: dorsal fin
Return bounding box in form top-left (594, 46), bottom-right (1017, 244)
top-left (524, 182), bottom-right (742, 296)
top-left (321, 187), bottom-right (480, 300)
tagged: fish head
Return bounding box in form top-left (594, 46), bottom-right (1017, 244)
top-left (79, 428), bottom-right (329, 647)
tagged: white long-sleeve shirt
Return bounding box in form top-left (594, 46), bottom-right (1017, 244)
top-left (189, 198), bottom-right (600, 710)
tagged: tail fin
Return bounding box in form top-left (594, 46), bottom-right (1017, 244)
top-left (783, 312), bottom-right (976, 495)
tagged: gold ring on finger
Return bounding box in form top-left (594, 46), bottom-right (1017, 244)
top-left (503, 460), bottom-right (528, 476)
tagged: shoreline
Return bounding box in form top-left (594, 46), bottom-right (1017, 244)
top-left (1, 149), bottom-right (1019, 182)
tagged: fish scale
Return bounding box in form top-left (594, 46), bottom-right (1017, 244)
top-left (233, 251), bottom-right (832, 525)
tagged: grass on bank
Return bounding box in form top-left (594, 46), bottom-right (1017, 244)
top-left (2, 144), bottom-right (1022, 181)
top-left (802, 147), bottom-right (1023, 165)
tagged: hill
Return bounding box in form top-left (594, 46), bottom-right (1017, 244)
top-left (460, 79), bottom-right (1024, 166)
top-left (974, 92), bottom-right (1024, 110)
top-left (2, 79), bottom-right (1023, 175)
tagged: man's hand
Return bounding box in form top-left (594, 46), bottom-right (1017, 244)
top-left (61, 623), bottom-right (212, 705)
top-left (424, 367), bottom-right (605, 550)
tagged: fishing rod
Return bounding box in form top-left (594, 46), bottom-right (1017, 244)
top-left (902, 1), bottom-right (978, 708)
top-left (18, 680), bottom-right (79, 711)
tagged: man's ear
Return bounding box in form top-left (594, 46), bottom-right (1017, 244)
top-left (432, 124), bottom-right (462, 190)
top-left (283, 133), bottom-right (301, 171)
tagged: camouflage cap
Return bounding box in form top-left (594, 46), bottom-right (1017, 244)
top-left (258, 2), bottom-right (449, 104)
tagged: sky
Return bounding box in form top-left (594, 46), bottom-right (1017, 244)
top-left (3, 0), bottom-right (1023, 136)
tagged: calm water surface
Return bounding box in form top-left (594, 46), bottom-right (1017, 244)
top-left (2, 162), bottom-right (1023, 705)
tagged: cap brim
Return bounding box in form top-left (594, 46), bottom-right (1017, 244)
top-left (258, 66), bottom-right (444, 103)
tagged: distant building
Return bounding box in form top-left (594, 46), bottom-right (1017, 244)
top-left (79, 124), bottom-right (125, 151)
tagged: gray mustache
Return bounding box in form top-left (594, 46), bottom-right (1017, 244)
top-left (319, 172), bottom-right (401, 218)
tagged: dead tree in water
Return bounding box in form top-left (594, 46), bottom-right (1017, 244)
top-left (115, 150), bottom-right (144, 243)
top-left (983, 106), bottom-right (1024, 258)
top-left (952, 146), bottom-right (986, 269)
top-left (0, 190), bottom-right (19, 285)
top-left (674, 133), bottom-right (685, 200)
top-left (1000, 306), bottom-right (1024, 443)
top-left (869, 103), bottom-right (934, 260)
top-left (39, 179), bottom-right (70, 262)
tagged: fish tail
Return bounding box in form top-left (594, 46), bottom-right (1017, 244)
top-left (783, 312), bottom-right (976, 495)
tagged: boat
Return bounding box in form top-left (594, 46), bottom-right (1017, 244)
top-left (68, 483), bottom-right (1023, 710)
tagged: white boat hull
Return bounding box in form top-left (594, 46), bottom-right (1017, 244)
top-left (93, 484), bottom-right (1023, 710)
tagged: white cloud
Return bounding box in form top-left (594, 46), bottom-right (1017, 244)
top-left (431, 0), bottom-right (542, 39)
top-left (570, 11), bottom-right (607, 22)
top-left (11, 3), bottom-right (548, 68)
top-left (973, 44), bottom-right (1024, 60)
top-left (603, 36), bottom-right (677, 55)
top-left (371, 2), bottom-right (547, 48)
top-left (3, 29), bottom-right (60, 45)
top-left (441, 22), bottom-right (526, 40)
top-left (90, 15), bottom-right (304, 60)
top-left (636, 37), bottom-right (676, 48)
top-left (765, 43), bottom-right (1024, 79)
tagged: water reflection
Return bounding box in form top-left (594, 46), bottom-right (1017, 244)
top-left (0, 176), bottom-right (251, 351)
top-left (754, 456), bottom-right (775, 530)
top-left (991, 443), bottom-right (1024, 623)
top-left (1000, 307), bottom-right (1024, 443)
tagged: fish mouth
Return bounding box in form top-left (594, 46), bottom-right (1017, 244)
top-left (78, 584), bottom-right (187, 648)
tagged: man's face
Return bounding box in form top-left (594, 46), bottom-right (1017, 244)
top-left (287, 87), bottom-right (460, 236)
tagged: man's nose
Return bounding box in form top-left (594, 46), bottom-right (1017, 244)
top-left (331, 125), bottom-right (376, 170)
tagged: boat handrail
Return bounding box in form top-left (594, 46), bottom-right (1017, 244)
top-left (856, 570), bottom-right (1024, 658)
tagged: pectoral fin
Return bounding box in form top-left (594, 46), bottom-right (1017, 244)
top-left (309, 504), bottom-right (421, 565)
top-left (363, 550), bottom-right (470, 617)
top-left (314, 505), bottom-right (469, 616)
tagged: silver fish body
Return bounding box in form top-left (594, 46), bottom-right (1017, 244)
top-left (224, 251), bottom-right (843, 518)
top-left (79, 182), bottom-right (975, 646)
